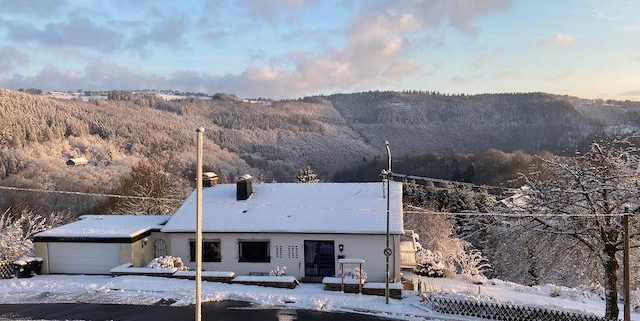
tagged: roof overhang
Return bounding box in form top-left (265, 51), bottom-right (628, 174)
top-left (33, 228), bottom-right (160, 243)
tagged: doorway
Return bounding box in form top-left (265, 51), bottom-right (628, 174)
top-left (304, 240), bottom-right (335, 278)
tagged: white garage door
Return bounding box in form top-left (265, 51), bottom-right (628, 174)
top-left (48, 243), bottom-right (122, 274)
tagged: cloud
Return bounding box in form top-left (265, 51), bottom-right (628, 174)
top-left (383, 59), bottom-right (422, 79)
top-left (1, 15), bottom-right (124, 51)
top-left (494, 68), bottom-right (519, 79)
top-left (546, 71), bottom-right (572, 82)
top-left (537, 32), bottom-right (576, 47)
top-left (1, 1), bottom-right (513, 98)
top-left (1, 10), bottom-right (192, 54)
top-left (0, 0), bottom-right (68, 17)
top-left (236, 0), bottom-right (318, 22)
top-left (128, 14), bottom-right (193, 49)
top-left (385, 0), bottom-right (512, 35)
top-left (618, 90), bottom-right (640, 97)
top-left (0, 46), bottom-right (30, 73)
top-left (471, 49), bottom-right (503, 70)
top-left (451, 74), bottom-right (482, 85)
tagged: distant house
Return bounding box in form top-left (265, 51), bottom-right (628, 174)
top-left (35, 177), bottom-right (404, 282)
top-left (66, 157), bottom-right (89, 166)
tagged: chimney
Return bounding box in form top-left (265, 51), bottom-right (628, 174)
top-left (202, 172), bottom-right (219, 187)
top-left (236, 174), bottom-right (253, 200)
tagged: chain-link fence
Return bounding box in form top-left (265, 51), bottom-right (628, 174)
top-left (429, 296), bottom-right (617, 321)
top-left (0, 261), bottom-right (14, 279)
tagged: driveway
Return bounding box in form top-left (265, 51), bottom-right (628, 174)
top-left (0, 302), bottom-right (400, 321)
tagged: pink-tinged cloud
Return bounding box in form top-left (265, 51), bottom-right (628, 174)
top-left (538, 32), bottom-right (576, 47)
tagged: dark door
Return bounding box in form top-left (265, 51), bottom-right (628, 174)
top-left (304, 240), bottom-right (335, 277)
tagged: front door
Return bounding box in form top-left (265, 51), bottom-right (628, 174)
top-left (304, 240), bottom-right (335, 277)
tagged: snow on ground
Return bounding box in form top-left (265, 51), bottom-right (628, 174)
top-left (0, 274), bottom-right (637, 320)
top-left (0, 275), bottom-right (429, 320)
top-left (414, 274), bottom-right (640, 320)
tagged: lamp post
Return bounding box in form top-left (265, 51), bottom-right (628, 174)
top-left (384, 141), bottom-right (392, 304)
top-left (195, 128), bottom-right (204, 321)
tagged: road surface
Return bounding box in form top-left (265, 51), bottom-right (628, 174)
top-left (0, 302), bottom-right (400, 321)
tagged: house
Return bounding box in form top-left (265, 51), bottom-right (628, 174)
top-left (34, 177), bottom-right (404, 282)
top-left (66, 157), bottom-right (89, 166)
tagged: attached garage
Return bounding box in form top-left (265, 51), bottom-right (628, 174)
top-left (47, 243), bottom-right (121, 274)
top-left (34, 215), bottom-right (171, 275)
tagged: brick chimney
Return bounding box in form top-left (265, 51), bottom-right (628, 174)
top-left (202, 172), bottom-right (219, 187)
top-left (236, 174), bottom-right (253, 200)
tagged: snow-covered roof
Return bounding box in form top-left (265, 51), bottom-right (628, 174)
top-left (35, 215), bottom-right (171, 239)
top-left (162, 182), bottom-right (403, 235)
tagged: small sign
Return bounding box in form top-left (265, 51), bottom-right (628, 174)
top-left (384, 247), bottom-right (392, 257)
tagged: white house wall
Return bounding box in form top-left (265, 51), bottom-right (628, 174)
top-left (168, 233), bottom-right (401, 282)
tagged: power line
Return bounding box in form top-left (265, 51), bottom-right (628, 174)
top-left (0, 184), bottom-right (631, 218)
top-left (403, 205), bottom-right (629, 218)
top-left (393, 173), bottom-right (516, 192)
top-left (0, 185), bottom-right (183, 202)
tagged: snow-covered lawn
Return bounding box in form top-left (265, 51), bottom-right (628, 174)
top-left (0, 275), bottom-right (637, 320)
top-left (0, 275), bottom-right (428, 320)
top-left (418, 275), bottom-right (640, 320)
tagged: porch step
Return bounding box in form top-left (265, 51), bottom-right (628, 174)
top-left (299, 276), bottom-right (325, 283)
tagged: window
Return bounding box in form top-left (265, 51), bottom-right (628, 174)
top-left (239, 241), bottom-right (270, 262)
top-left (189, 240), bottom-right (221, 262)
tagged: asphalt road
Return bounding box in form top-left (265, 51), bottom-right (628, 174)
top-left (0, 302), bottom-right (399, 321)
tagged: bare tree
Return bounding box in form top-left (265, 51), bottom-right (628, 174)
top-left (107, 152), bottom-right (188, 215)
top-left (517, 140), bottom-right (640, 319)
top-left (0, 207), bottom-right (72, 261)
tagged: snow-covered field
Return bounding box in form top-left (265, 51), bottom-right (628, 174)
top-left (0, 275), bottom-right (637, 320)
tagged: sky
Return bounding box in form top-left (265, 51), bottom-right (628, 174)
top-left (0, 0), bottom-right (638, 100)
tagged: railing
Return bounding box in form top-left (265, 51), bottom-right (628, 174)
top-left (428, 296), bottom-right (617, 321)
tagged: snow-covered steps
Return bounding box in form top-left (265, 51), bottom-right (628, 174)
top-left (230, 276), bottom-right (299, 289)
top-left (322, 277), bottom-right (403, 299)
top-left (109, 263), bottom-right (177, 277)
top-left (322, 276), bottom-right (364, 293)
top-left (362, 282), bottom-right (403, 299)
top-left (172, 271), bottom-right (235, 283)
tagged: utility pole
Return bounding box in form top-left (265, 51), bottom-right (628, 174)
top-left (195, 128), bottom-right (204, 321)
top-left (384, 141), bottom-right (392, 305)
top-left (623, 206), bottom-right (631, 321)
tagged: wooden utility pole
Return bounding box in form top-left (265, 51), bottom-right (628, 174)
top-left (195, 128), bottom-right (204, 321)
top-left (623, 206), bottom-right (631, 321)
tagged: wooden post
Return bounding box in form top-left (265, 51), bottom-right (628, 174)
top-left (340, 262), bottom-right (344, 292)
top-left (358, 262), bottom-right (363, 293)
top-left (195, 128), bottom-right (204, 321)
top-left (623, 207), bottom-right (631, 321)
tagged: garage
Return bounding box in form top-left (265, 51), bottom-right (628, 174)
top-left (34, 215), bottom-right (171, 275)
top-left (47, 243), bottom-right (121, 274)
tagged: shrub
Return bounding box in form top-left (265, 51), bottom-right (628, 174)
top-left (147, 256), bottom-right (188, 271)
top-left (415, 249), bottom-right (447, 278)
top-left (269, 266), bottom-right (287, 276)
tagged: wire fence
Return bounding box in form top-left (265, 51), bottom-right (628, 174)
top-left (0, 261), bottom-right (14, 279)
top-left (428, 296), bottom-right (618, 321)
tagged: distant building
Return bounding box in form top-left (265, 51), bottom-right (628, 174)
top-left (66, 157), bottom-right (89, 166)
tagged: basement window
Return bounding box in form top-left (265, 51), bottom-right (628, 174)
top-left (189, 240), bottom-right (221, 262)
top-left (239, 241), bottom-right (270, 263)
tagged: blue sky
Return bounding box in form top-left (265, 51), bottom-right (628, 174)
top-left (0, 0), bottom-right (638, 99)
